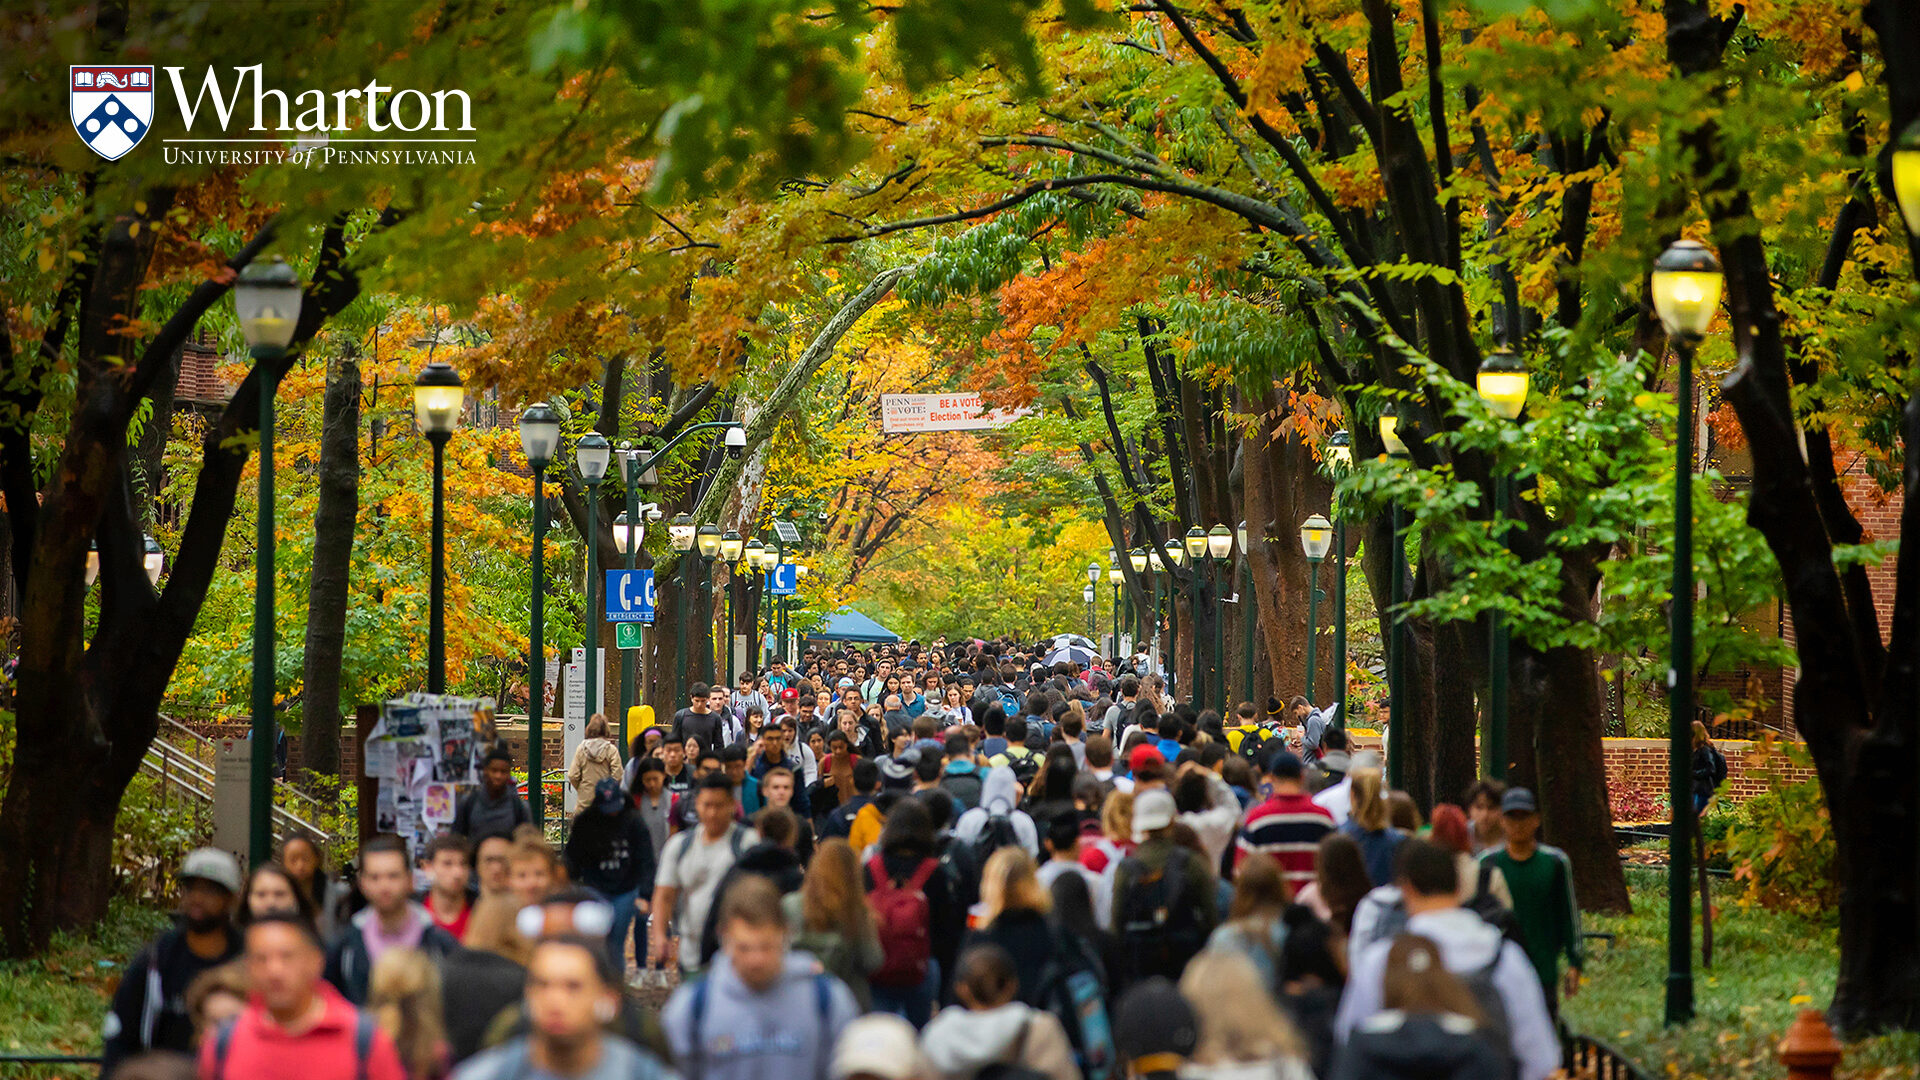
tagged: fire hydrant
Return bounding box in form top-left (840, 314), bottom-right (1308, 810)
top-left (1778, 1009), bottom-right (1842, 1080)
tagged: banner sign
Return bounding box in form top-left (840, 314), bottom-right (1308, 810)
top-left (880, 393), bottom-right (1028, 433)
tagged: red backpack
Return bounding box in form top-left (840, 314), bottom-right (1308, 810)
top-left (868, 855), bottom-right (939, 988)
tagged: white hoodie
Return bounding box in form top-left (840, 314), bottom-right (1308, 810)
top-left (920, 1002), bottom-right (1078, 1080)
top-left (951, 765), bottom-right (1040, 858)
top-left (1333, 907), bottom-right (1559, 1080)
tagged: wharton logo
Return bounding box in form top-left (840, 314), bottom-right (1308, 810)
top-left (71, 65), bottom-right (154, 160)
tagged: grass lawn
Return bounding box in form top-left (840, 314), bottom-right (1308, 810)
top-left (0, 899), bottom-right (170, 1079)
top-left (1565, 866), bottom-right (1920, 1079)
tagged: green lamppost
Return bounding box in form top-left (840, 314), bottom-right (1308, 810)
top-left (413, 361), bottom-right (465, 694)
top-left (744, 539), bottom-right (767, 667)
top-left (1377, 404), bottom-right (1410, 791)
top-left (1205, 524), bottom-right (1232, 708)
top-left (611, 502), bottom-right (649, 745)
top-left (668, 514), bottom-right (696, 705)
top-left (575, 434), bottom-right (611, 728)
top-left (695, 524), bottom-right (723, 685)
top-left (1165, 537), bottom-right (1188, 698)
top-left (237, 257), bottom-right (303, 867)
top-left (1476, 350), bottom-right (1530, 779)
top-left (1299, 514), bottom-right (1333, 704)
top-left (720, 530), bottom-right (746, 684)
top-left (1108, 561), bottom-right (1124, 665)
top-left (1327, 430), bottom-right (1353, 729)
top-left (1652, 238), bottom-right (1723, 1027)
top-left (1129, 548), bottom-right (1151, 669)
top-left (517, 404), bottom-right (560, 829)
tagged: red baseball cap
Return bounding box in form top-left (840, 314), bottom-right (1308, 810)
top-left (780, 687), bottom-right (799, 702)
top-left (1128, 744), bottom-right (1166, 775)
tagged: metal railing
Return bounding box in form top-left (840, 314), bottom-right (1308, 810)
top-left (142, 716), bottom-right (337, 845)
top-left (1561, 1028), bottom-right (1654, 1080)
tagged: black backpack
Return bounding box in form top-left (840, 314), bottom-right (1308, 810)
top-left (941, 769), bottom-right (985, 810)
top-left (1115, 852), bottom-right (1204, 987)
top-left (969, 808), bottom-right (1023, 867)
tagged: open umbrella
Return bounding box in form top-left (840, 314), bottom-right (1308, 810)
top-left (1043, 642), bottom-right (1098, 667)
top-left (1050, 633), bottom-right (1097, 649)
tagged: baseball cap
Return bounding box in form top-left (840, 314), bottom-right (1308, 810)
top-left (1128, 744), bottom-right (1166, 776)
top-left (780, 687), bottom-right (799, 702)
top-left (1132, 789), bottom-right (1176, 840)
top-left (1501, 787), bottom-right (1539, 814)
top-left (179, 847), bottom-right (243, 894)
top-left (837, 677), bottom-right (856, 689)
top-left (592, 777), bottom-right (626, 815)
top-left (878, 757), bottom-right (915, 790)
top-left (830, 1014), bottom-right (927, 1080)
top-left (1114, 977), bottom-right (1199, 1064)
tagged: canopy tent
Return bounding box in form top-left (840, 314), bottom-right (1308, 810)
top-left (803, 608), bottom-right (902, 644)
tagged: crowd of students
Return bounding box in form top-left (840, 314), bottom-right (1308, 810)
top-left (100, 639), bottom-right (1585, 1080)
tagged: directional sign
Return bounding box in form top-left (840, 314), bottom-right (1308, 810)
top-left (768, 562), bottom-right (798, 596)
top-left (605, 569), bottom-right (656, 622)
top-left (615, 622), bottom-right (643, 650)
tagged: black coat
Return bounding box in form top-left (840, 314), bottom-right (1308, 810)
top-left (1332, 1013), bottom-right (1510, 1080)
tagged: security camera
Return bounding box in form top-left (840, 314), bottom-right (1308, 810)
top-left (724, 425), bottom-right (746, 459)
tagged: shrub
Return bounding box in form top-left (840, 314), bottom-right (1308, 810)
top-left (1608, 780), bottom-right (1665, 823)
top-left (114, 772), bottom-right (209, 905)
top-left (1722, 776), bottom-right (1837, 917)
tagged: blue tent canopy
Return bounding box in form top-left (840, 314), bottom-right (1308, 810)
top-left (803, 608), bottom-right (901, 644)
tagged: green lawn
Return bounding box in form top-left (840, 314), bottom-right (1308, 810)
top-left (1565, 866), bottom-right (1920, 1079)
top-left (0, 899), bottom-right (170, 1078)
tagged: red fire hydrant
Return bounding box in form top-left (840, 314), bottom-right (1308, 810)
top-left (1778, 1009), bottom-right (1842, 1080)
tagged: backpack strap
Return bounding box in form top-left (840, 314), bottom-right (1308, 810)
top-left (211, 1016), bottom-right (239, 1080)
top-left (812, 973), bottom-right (834, 1080)
top-left (353, 1012), bottom-right (376, 1080)
top-left (688, 975), bottom-right (712, 1078)
top-left (905, 856), bottom-right (939, 892)
top-left (728, 824), bottom-right (747, 858)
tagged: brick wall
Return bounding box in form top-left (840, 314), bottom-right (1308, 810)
top-left (1339, 731), bottom-right (1813, 809)
top-left (1781, 452), bottom-right (1904, 725)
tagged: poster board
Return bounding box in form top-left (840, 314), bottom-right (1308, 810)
top-left (362, 693), bottom-right (497, 862)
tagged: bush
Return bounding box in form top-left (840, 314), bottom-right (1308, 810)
top-left (113, 772), bottom-right (209, 906)
top-left (1607, 780), bottom-right (1666, 823)
top-left (1722, 776), bottom-right (1837, 917)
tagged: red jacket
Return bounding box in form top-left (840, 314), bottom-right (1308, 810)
top-left (198, 982), bottom-right (406, 1080)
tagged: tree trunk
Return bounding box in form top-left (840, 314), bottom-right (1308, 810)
top-left (130, 339), bottom-right (180, 528)
top-left (300, 348), bottom-right (361, 780)
top-left (1240, 397), bottom-right (1335, 706)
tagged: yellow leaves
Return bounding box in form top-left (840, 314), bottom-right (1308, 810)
top-left (1790, 995), bottom-right (1813, 1006)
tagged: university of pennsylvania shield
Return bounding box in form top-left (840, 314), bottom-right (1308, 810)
top-left (71, 65), bottom-right (154, 160)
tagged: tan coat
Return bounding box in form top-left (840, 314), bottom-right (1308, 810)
top-left (567, 737), bottom-right (623, 801)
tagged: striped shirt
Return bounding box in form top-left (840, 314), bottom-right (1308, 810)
top-left (1237, 791), bottom-right (1336, 891)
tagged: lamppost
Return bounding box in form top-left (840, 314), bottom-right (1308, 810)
top-left (1085, 562), bottom-right (1100, 640)
top-left (236, 256), bottom-right (302, 868)
top-left (695, 523), bottom-right (723, 686)
top-left (1206, 524), bottom-right (1232, 708)
top-left (1108, 561), bottom-right (1124, 664)
top-left (1327, 431), bottom-right (1353, 730)
top-left (611, 504), bottom-right (648, 737)
top-left (743, 537), bottom-right (765, 667)
top-left (517, 404), bottom-right (560, 830)
top-left (1894, 120), bottom-right (1920, 236)
top-left (1299, 514), bottom-right (1333, 704)
top-left (1476, 350), bottom-right (1529, 780)
top-left (1167, 536), bottom-right (1189, 699)
top-left (413, 361), bottom-right (464, 694)
top-left (1236, 521), bottom-right (1255, 702)
top-left (143, 534), bottom-right (165, 586)
top-left (720, 530), bottom-right (745, 684)
top-left (1128, 547), bottom-right (1150, 669)
top-left (1147, 545), bottom-right (1166, 676)
top-left (1378, 403), bottom-right (1410, 792)
top-left (668, 514), bottom-right (696, 705)
top-left (575, 433), bottom-right (611, 729)
top-left (1652, 238), bottom-right (1723, 1027)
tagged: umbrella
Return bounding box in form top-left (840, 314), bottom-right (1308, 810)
top-left (1050, 633), bottom-right (1097, 649)
top-left (1043, 643), bottom-right (1098, 667)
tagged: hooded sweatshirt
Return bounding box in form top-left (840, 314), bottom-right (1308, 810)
top-left (951, 766), bottom-right (1040, 858)
top-left (919, 1002), bottom-right (1079, 1080)
top-left (1333, 908), bottom-right (1559, 1080)
top-left (1331, 1011), bottom-right (1510, 1080)
top-left (567, 736), bottom-right (624, 799)
top-left (661, 950), bottom-right (859, 1080)
top-left (324, 903), bottom-right (459, 1005)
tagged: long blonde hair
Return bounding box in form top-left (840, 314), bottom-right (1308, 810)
top-left (1178, 951), bottom-right (1307, 1063)
top-left (980, 847), bottom-right (1050, 925)
top-left (802, 839), bottom-right (875, 939)
top-left (462, 894), bottom-right (532, 966)
top-left (1350, 767), bottom-right (1390, 832)
top-left (1100, 789), bottom-right (1134, 845)
top-left (369, 950), bottom-right (447, 1080)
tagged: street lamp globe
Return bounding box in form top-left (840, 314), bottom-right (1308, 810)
top-left (1207, 523), bottom-right (1233, 560)
top-left (1129, 547), bottom-right (1149, 574)
top-left (412, 360), bottom-right (465, 435)
top-left (144, 534), bottom-right (165, 585)
top-left (1650, 240), bottom-right (1724, 340)
top-left (1083, 584), bottom-right (1096, 604)
top-left (696, 523), bottom-right (723, 559)
top-left (1108, 565), bottom-right (1125, 585)
top-left (1893, 119), bottom-right (1920, 236)
top-left (85, 540), bottom-right (99, 587)
top-left (1300, 514), bottom-right (1334, 563)
top-left (574, 433), bottom-right (611, 482)
top-left (613, 512), bottom-right (641, 555)
top-left (234, 256), bottom-right (303, 350)
top-left (517, 403), bottom-right (561, 468)
top-left (1086, 561), bottom-right (1101, 586)
top-left (720, 530), bottom-right (746, 563)
top-left (744, 537), bottom-right (764, 569)
top-left (1476, 349), bottom-right (1529, 420)
top-left (1378, 404), bottom-right (1408, 457)
top-left (1183, 526), bottom-right (1207, 561)
top-left (1328, 429), bottom-right (1352, 470)
top-left (668, 514), bottom-right (697, 552)
top-left (1164, 537), bottom-right (1186, 568)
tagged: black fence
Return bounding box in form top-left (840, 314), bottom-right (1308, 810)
top-left (1561, 1028), bottom-right (1654, 1080)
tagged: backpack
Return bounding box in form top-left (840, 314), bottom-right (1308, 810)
top-left (998, 687), bottom-right (1023, 717)
top-left (1032, 937), bottom-right (1117, 1080)
top-left (941, 769), bottom-right (984, 810)
top-left (1470, 863), bottom-right (1531, 954)
top-left (687, 968), bottom-right (834, 1080)
top-left (868, 855), bottom-right (940, 988)
top-left (1228, 725), bottom-right (1270, 763)
top-left (968, 808), bottom-right (1023, 868)
top-left (1709, 745), bottom-right (1728, 787)
top-left (998, 745), bottom-right (1041, 785)
top-left (1115, 852), bottom-right (1204, 986)
top-left (974, 1017), bottom-right (1053, 1080)
top-left (212, 1012), bottom-right (376, 1080)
